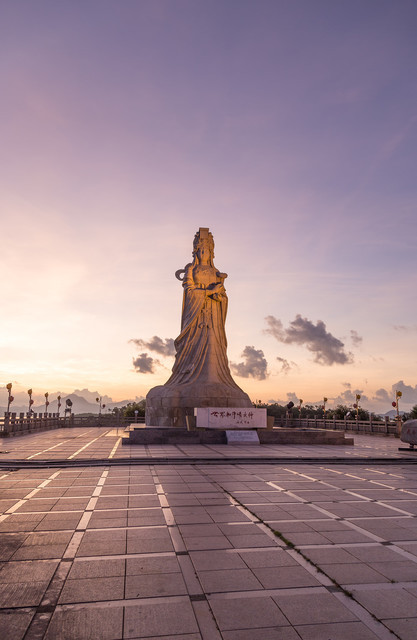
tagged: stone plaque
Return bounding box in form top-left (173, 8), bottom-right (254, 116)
top-left (195, 407), bottom-right (267, 429)
top-left (226, 430), bottom-right (260, 444)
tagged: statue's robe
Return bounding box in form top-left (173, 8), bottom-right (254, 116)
top-left (166, 263), bottom-right (241, 390)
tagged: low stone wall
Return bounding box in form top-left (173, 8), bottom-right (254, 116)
top-left (124, 427), bottom-right (353, 446)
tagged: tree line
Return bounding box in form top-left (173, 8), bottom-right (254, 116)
top-left (114, 400), bottom-right (417, 421)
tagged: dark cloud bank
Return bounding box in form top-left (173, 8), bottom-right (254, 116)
top-left (130, 336), bottom-right (175, 357)
top-left (265, 315), bottom-right (355, 366)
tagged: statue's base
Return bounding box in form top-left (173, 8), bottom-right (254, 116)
top-left (123, 427), bottom-right (354, 446)
top-left (145, 382), bottom-right (252, 428)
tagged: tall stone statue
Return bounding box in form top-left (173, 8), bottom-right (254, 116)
top-left (146, 227), bottom-right (252, 427)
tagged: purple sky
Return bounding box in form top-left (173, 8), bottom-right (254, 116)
top-left (1, 1), bottom-right (417, 413)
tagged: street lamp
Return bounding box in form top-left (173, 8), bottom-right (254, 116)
top-left (6, 383), bottom-right (14, 414)
top-left (392, 390), bottom-right (402, 435)
top-left (27, 388), bottom-right (34, 415)
top-left (298, 399), bottom-right (303, 418)
top-left (44, 392), bottom-right (49, 416)
top-left (96, 397), bottom-right (105, 416)
top-left (57, 395), bottom-right (62, 417)
top-left (353, 394), bottom-right (361, 419)
top-left (323, 397), bottom-right (328, 419)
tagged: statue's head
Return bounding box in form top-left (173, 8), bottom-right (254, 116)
top-left (193, 227), bottom-right (214, 265)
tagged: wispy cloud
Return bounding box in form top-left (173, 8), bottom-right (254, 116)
top-left (393, 325), bottom-right (417, 333)
top-left (265, 315), bottom-right (353, 365)
top-left (231, 346), bottom-right (268, 380)
top-left (350, 330), bottom-right (363, 347)
top-left (276, 356), bottom-right (297, 374)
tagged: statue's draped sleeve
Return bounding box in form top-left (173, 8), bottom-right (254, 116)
top-left (179, 264), bottom-right (206, 333)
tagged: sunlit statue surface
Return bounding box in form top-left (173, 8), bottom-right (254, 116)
top-left (146, 227), bottom-right (252, 427)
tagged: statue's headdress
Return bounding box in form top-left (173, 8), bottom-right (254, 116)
top-left (193, 227), bottom-right (214, 258)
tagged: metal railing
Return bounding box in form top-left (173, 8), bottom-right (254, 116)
top-left (275, 415), bottom-right (398, 436)
top-left (0, 412), bottom-right (145, 437)
top-left (0, 411), bottom-right (397, 438)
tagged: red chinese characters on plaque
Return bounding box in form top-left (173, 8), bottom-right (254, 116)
top-left (195, 407), bottom-right (267, 429)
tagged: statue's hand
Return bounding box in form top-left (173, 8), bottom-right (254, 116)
top-left (208, 283), bottom-right (223, 293)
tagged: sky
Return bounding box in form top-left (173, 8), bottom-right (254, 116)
top-left (1, 0), bottom-right (417, 413)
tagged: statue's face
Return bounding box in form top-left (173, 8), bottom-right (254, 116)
top-left (197, 244), bottom-right (210, 264)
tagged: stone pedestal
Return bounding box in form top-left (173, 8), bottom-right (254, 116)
top-left (146, 381), bottom-right (252, 428)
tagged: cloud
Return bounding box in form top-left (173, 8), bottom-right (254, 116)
top-left (276, 356), bottom-right (297, 374)
top-left (332, 388), bottom-right (368, 406)
top-left (286, 392), bottom-right (299, 404)
top-left (130, 336), bottom-right (175, 357)
top-left (393, 325), bottom-right (417, 333)
top-left (391, 380), bottom-right (417, 404)
top-left (265, 315), bottom-right (353, 366)
top-left (350, 330), bottom-right (363, 347)
top-left (231, 346), bottom-right (268, 380)
top-left (132, 353), bottom-right (160, 374)
top-left (373, 388), bottom-right (391, 403)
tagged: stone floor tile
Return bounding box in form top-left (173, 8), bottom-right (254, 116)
top-left (76, 534), bottom-right (127, 556)
top-left (227, 533), bottom-right (278, 548)
top-left (207, 510), bottom-right (252, 523)
top-left (68, 558), bottom-right (125, 579)
top-left (222, 628), bottom-right (302, 640)
top-left (124, 599), bottom-right (199, 638)
top-left (273, 591), bottom-right (357, 624)
top-left (190, 550), bottom-right (247, 571)
top-left (0, 559), bottom-right (58, 583)
top-left (322, 530), bottom-right (375, 544)
top-left (96, 496), bottom-right (128, 509)
top-left (178, 523), bottom-right (222, 537)
top-left (252, 565), bottom-right (321, 589)
top-left (12, 544), bottom-right (69, 560)
top-left (126, 555), bottom-right (180, 575)
top-left (352, 587), bottom-right (417, 619)
top-left (347, 545), bottom-right (406, 562)
top-left (239, 549), bottom-right (298, 568)
top-left (368, 560), bottom-right (417, 582)
top-left (294, 621), bottom-right (381, 639)
top-left (125, 572), bottom-right (187, 598)
top-left (209, 595), bottom-right (288, 630)
top-left (384, 617), bottom-right (417, 640)
top-left (0, 608), bottom-right (35, 640)
top-left (87, 515), bottom-right (128, 528)
top-left (44, 604), bottom-right (124, 640)
top-left (277, 531), bottom-right (331, 545)
top-left (128, 495), bottom-right (160, 507)
top-left (128, 514), bottom-right (166, 527)
top-left (0, 581), bottom-right (49, 607)
top-left (165, 496), bottom-right (201, 506)
top-left (182, 535), bottom-right (232, 551)
top-left (198, 568), bottom-right (263, 593)
top-left (128, 635), bottom-right (201, 640)
top-left (0, 533), bottom-right (28, 560)
top-left (302, 547), bottom-right (360, 565)
top-left (320, 562), bottom-right (389, 585)
top-left (58, 575), bottom-right (124, 603)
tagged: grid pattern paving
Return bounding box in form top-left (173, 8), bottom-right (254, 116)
top-left (0, 431), bottom-right (417, 639)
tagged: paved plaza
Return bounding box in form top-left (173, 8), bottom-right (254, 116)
top-left (1, 428), bottom-right (417, 639)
